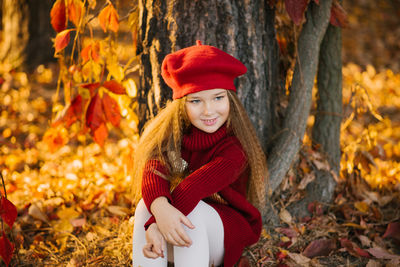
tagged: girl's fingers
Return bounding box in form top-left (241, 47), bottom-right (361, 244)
top-left (142, 244), bottom-right (159, 259)
top-left (181, 215), bottom-right (195, 229)
top-left (176, 227), bottom-right (192, 246)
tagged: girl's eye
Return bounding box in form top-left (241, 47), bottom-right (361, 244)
top-left (215, 95), bottom-right (225, 101)
top-left (188, 99), bottom-right (200, 104)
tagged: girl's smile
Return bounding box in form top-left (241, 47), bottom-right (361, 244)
top-left (185, 88), bottom-right (230, 133)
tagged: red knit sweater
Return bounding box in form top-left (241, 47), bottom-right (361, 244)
top-left (141, 125), bottom-right (262, 266)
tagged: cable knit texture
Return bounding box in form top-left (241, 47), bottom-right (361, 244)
top-left (141, 125), bottom-right (262, 266)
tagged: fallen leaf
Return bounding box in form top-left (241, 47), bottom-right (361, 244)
top-left (288, 252), bottom-right (310, 267)
top-left (237, 255), bottom-right (251, 267)
top-left (107, 205), bottom-right (129, 216)
top-left (367, 246), bottom-right (400, 260)
top-left (366, 259), bottom-right (382, 267)
top-left (383, 222), bottom-right (400, 243)
top-left (279, 208), bottom-right (293, 225)
top-left (276, 227), bottom-right (299, 238)
top-left (303, 239), bottom-right (336, 258)
top-left (28, 204), bottom-right (49, 223)
top-left (354, 201), bottom-right (369, 213)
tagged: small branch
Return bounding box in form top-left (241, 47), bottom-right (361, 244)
top-left (0, 171), bottom-right (7, 199)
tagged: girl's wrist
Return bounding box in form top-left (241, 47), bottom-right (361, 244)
top-left (150, 196), bottom-right (169, 215)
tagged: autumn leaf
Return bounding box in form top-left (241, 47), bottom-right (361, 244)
top-left (50, 0), bottom-right (66, 32)
top-left (367, 246), bottom-right (400, 260)
top-left (0, 197), bottom-right (17, 228)
top-left (0, 232), bottom-right (14, 267)
top-left (68, 0), bottom-right (84, 27)
top-left (303, 238), bottom-right (337, 258)
top-left (81, 42), bottom-right (100, 64)
top-left (102, 93), bottom-right (121, 127)
top-left (93, 122), bottom-right (108, 147)
top-left (284, 0), bottom-right (308, 25)
top-left (383, 222), bottom-right (400, 244)
top-left (86, 93), bottom-right (104, 132)
top-left (54, 29), bottom-right (74, 54)
top-left (98, 3), bottom-right (119, 33)
top-left (43, 126), bottom-right (69, 153)
top-left (330, 0), bottom-right (348, 27)
top-left (80, 82), bottom-right (100, 97)
top-left (64, 94), bottom-right (85, 127)
top-left (103, 80), bottom-right (126, 95)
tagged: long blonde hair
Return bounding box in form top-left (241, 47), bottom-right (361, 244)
top-left (132, 90), bottom-right (267, 211)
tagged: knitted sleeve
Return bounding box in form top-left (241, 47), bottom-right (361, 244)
top-left (141, 159), bottom-right (172, 212)
top-left (171, 139), bottom-right (247, 216)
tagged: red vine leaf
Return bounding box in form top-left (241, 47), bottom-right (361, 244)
top-left (63, 94), bottom-right (86, 127)
top-left (54, 29), bottom-right (74, 54)
top-left (81, 42), bottom-right (100, 64)
top-left (93, 122), bottom-right (108, 147)
top-left (0, 232), bottom-right (14, 267)
top-left (330, 0), bottom-right (348, 28)
top-left (50, 0), bottom-right (66, 32)
top-left (68, 0), bottom-right (84, 27)
top-left (284, 0), bottom-right (308, 25)
top-left (102, 93), bottom-right (121, 127)
top-left (86, 93), bottom-right (104, 132)
top-left (80, 82), bottom-right (100, 97)
top-left (103, 80), bottom-right (126, 95)
top-left (98, 4), bottom-right (119, 33)
top-left (0, 197), bottom-right (17, 228)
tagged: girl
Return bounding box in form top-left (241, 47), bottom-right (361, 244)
top-left (132, 41), bottom-right (267, 267)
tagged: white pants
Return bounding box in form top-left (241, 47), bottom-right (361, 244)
top-left (132, 199), bottom-right (224, 267)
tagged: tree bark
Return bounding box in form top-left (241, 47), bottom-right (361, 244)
top-left (136, 0), bottom-right (280, 150)
top-left (0, 0), bottom-right (29, 71)
top-left (285, 23), bottom-right (342, 219)
top-left (265, 0), bottom-right (333, 222)
top-left (0, 0), bottom-right (54, 72)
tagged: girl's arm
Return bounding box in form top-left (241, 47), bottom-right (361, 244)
top-left (150, 196), bottom-right (194, 247)
top-left (171, 138), bottom-right (247, 216)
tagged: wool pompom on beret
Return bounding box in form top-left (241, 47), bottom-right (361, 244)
top-left (161, 40), bottom-right (247, 99)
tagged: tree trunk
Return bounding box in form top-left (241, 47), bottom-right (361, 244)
top-left (265, 0), bottom-right (333, 223)
top-left (286, 23), bottom-right (342, 219)
top-left (0, 0), bottom-right (29, 71)
top-left (0, 0), bottom-right (54, 72)
top-left (136, 0), bottom-right (280, 150)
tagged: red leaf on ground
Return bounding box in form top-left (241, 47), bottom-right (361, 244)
top-left (86, 93), bottom-right (104, 132)
top-left (276, 250), bottom-right (288, 260)
top-left (303, 238), bottom-right (336, 258)
top-left (330, 0), bottom-right (348, 27)
top-left (103, 80), bottom-right (126, 95)
top-left (98, 4), bottom-right (119, 33)
top-left (284, 0), bottom-right (308, 25)
top-left (383, 222), bottom-right (400, 243)
top-left (340, 238), bottom-right (370, 258)
top-left (367, 246), bottom-right (400, 260)
top-left (0, 197), bottom-right (17, 228)
top-left (355, 247), bottom-right (371, 258)
top-left (102, 93), bottom-right (121, 127)
top-left (276, 227), bottom-right (299, 238)
top-left (0, 232), bottom-right (14, 267)
top-left (237, 256), bottom-right (251, 267)
top-left (50, 0), bottom-right (66, 32)
top-left (54, 29), bottom-right (74, 54)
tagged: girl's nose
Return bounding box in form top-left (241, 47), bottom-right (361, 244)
top-left (203, 102), bottom-right (213, 115)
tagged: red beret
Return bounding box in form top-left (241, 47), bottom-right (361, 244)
top-left (161, 40), bottom-right (247, 99)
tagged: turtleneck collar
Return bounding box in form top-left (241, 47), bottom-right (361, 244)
top-left (182, 124), bottom-right (228, 151)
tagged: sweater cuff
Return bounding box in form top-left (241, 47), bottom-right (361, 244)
top-left (144, 216), bottom-right (156, 230)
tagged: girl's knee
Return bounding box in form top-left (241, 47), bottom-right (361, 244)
top-left (134, 199), bottom-right (151, 224)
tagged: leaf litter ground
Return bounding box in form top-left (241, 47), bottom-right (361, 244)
top-left (1, 64), bottom-right (400, 266)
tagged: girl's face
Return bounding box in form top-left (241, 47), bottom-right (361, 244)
top-left (185, 88), bottom-right (230, 133)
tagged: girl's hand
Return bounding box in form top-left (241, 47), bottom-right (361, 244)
top-left (150, 197), bottom-right (195, 247)
top-left (143, 223), bottom-right (165, 259)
